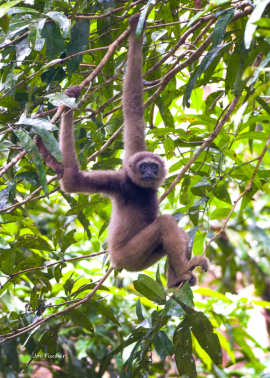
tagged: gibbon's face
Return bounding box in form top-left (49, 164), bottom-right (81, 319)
top-left (126, 152), bottom-right (166, 188)
top-left (139, 161), bottom-right (159, 182)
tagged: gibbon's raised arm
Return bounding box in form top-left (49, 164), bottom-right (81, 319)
top-left (123, 14), bottom-right (146, 165)
top-left (59, 86), bottom-right (123, 196)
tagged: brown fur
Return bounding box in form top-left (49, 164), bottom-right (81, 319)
top-left (59, 14), bottom-right (209, 288)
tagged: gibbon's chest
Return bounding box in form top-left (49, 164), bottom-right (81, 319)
top-left (119, 180), bottom-right (159, 219)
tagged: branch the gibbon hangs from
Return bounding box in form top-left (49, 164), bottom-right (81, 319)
top-left (59, 14), bottom-right (209, 288)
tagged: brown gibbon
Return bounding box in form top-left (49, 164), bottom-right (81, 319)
top-left (59, 14), bottom-right (209, 288)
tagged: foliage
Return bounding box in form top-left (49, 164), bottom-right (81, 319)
top-left (0, 0), bottom-right (270, 377)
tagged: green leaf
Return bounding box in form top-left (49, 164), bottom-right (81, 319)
top-left (41, 22), bottom-right (65, 60)
top-left (212, 8), bottom-right (235, 47)
top-left (162, 298), bottom-right (185, 317)
top-left (40, 277), bottom-right (52, 292)
top-left (72, 282), bottom-right (110, 296)
top-left (1, 248), bottom-right (15, 275)
top-left (83, 301), bottom-right (121, 327)
top-left (225, 48), bottom-right (241, 94)
top-left (187, 3), bottom-right (211, 28)
top-left (173, 319), bottom-right (197, 378)
top-left (172, 282), bottom-right (194, 308)
top-left (98, 219), bottom-right (109, 238)
top-left (244, 0), bottom-right (270, 49)
top-left (30, 285), bottom-right (38, 310)
top-left (154, 330), bottom-right (173, 360)
top-left (16, 115), bottom-right (58, 131)
top-left (31, 126), bottom-right (62, 162)
top-left (54, 262), bottom-right (67, 283)
top-left (66, 19), bottom-right (89, 74)
top-left (248, 51), bottom-right (270, 86)
top-left (0, 186), bottom-right (10, 211)
top-left (191, 177), bottom-right (212, 197)
top-left (69, 309), bottom-right (94, 332)
top-left (7, 6), bottom-right (40, 15)
top-left (25, 325), bottom-right (61, 369)
top-left (65, 201), bottom-right (101, 216)
top-left (236, 131), bottom-right (269, 141)
top-left (61, 229), bottom-right (76, 253)
top-left (0, 96), bottom-right (20, 109)
top-left (136, 0), bottom-right (155, 39)
top-left (184, 44), bottom-right (229, 107)
top-left (133, 274), bottom-right (166, 304)
top-left (13, 128), bottom-right (49, 197)
top-left (63, 277), bottom-right (75, 295)
top-left (13, 254), bottom-right (46, 274)
top-left (163, 138), bottom-right (175, 159)
top-left (45, 92), bottom-right (79, 109)
top-left (186, 309), bottom-right (222, 365)
top-left (46, 11), bottom-right (70, 37)
top-left (136, 298), bottom-right (144, 322)
top-left (28, 18), bottom-right (46, 51)
top-left (2, 340), bottom-right (19, 371)
top-left (0, 15), bottom-right (9, 34)
top-left (213, 184), bottom-right (231, 205)
top-left (93, 158), bottom-right (122, 170)
top-left (210, 208), bottom-right (236, 220)
top-left (194, 288), bottom-right (233, 303)
top-left (17, 234), bottom-right (52, 251)
top-left (0, 0), bottom-right (21, 18)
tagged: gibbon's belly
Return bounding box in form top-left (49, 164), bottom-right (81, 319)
top-left (108, 202), bottom-right (157, 249)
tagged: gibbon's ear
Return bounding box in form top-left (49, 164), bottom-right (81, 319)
top-left (126, 151), bottom-right (166, 188)
top-left (63, 85), bottom-right (81, 100)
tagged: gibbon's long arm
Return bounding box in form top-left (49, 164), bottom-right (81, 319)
top-left (59, 86), bottom-right (123, 196)
top-left (123, 14), bottom-right (146, 165)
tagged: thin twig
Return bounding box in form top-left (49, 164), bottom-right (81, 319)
top-left (8, 251), bottom-right (108, 278)
top-left (159, 95), bottom-right (241, 203)
top-left (87, 125), bottom-right (124, 162)
top-left (0, 150), bottom-right (27, 178)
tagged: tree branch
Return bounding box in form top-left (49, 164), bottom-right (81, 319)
top-left (0, 150), bottom-right (27, 178)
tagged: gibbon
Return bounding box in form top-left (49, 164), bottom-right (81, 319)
top-left (59, 14), bottom-right (209, 288)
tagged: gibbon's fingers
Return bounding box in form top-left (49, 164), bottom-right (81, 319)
top-left (63, 85), bottom-right (81, 101)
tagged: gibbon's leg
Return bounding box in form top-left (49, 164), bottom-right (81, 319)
top-left (110, 215), bottom-right (209, 287)
top-left (123, 13), bottom-right (147, 164)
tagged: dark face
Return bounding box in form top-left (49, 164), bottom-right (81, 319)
top-left (139, 162), bottom-right (159, 182)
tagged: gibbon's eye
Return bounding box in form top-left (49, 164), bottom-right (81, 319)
top-left (151, 164), bottom-right (159, 172)
top-left (139, 163), bottom-right (147, 173)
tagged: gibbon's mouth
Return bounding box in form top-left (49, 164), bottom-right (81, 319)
top-left (142, 177), bottom-right (156, 181)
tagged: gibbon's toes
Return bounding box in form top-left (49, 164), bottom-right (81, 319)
top-left (199, 256), bottom-right (209, 272)
top-left (188, 273), bottom-right (198, 286)
top-left (64, 85), bottom-right (81, 100)
top-left (167, 272), bottom-right (193, 289)
top-left (189, 255), bottom-right (209, 272)
top-left (129, 13), bottom-right (141, 28)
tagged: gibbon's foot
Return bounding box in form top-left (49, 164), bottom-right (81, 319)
top-left (167, 271), bottom-right (198, 289)
top-left (188, 255), bottom-right (209, 272)
top-left (64, 85), bottom-right (81, 100)
top-left (167, 255), bottom-right (209, 289)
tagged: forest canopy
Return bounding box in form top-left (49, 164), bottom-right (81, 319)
top-left (0, 0), bottom-right (270, 377)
